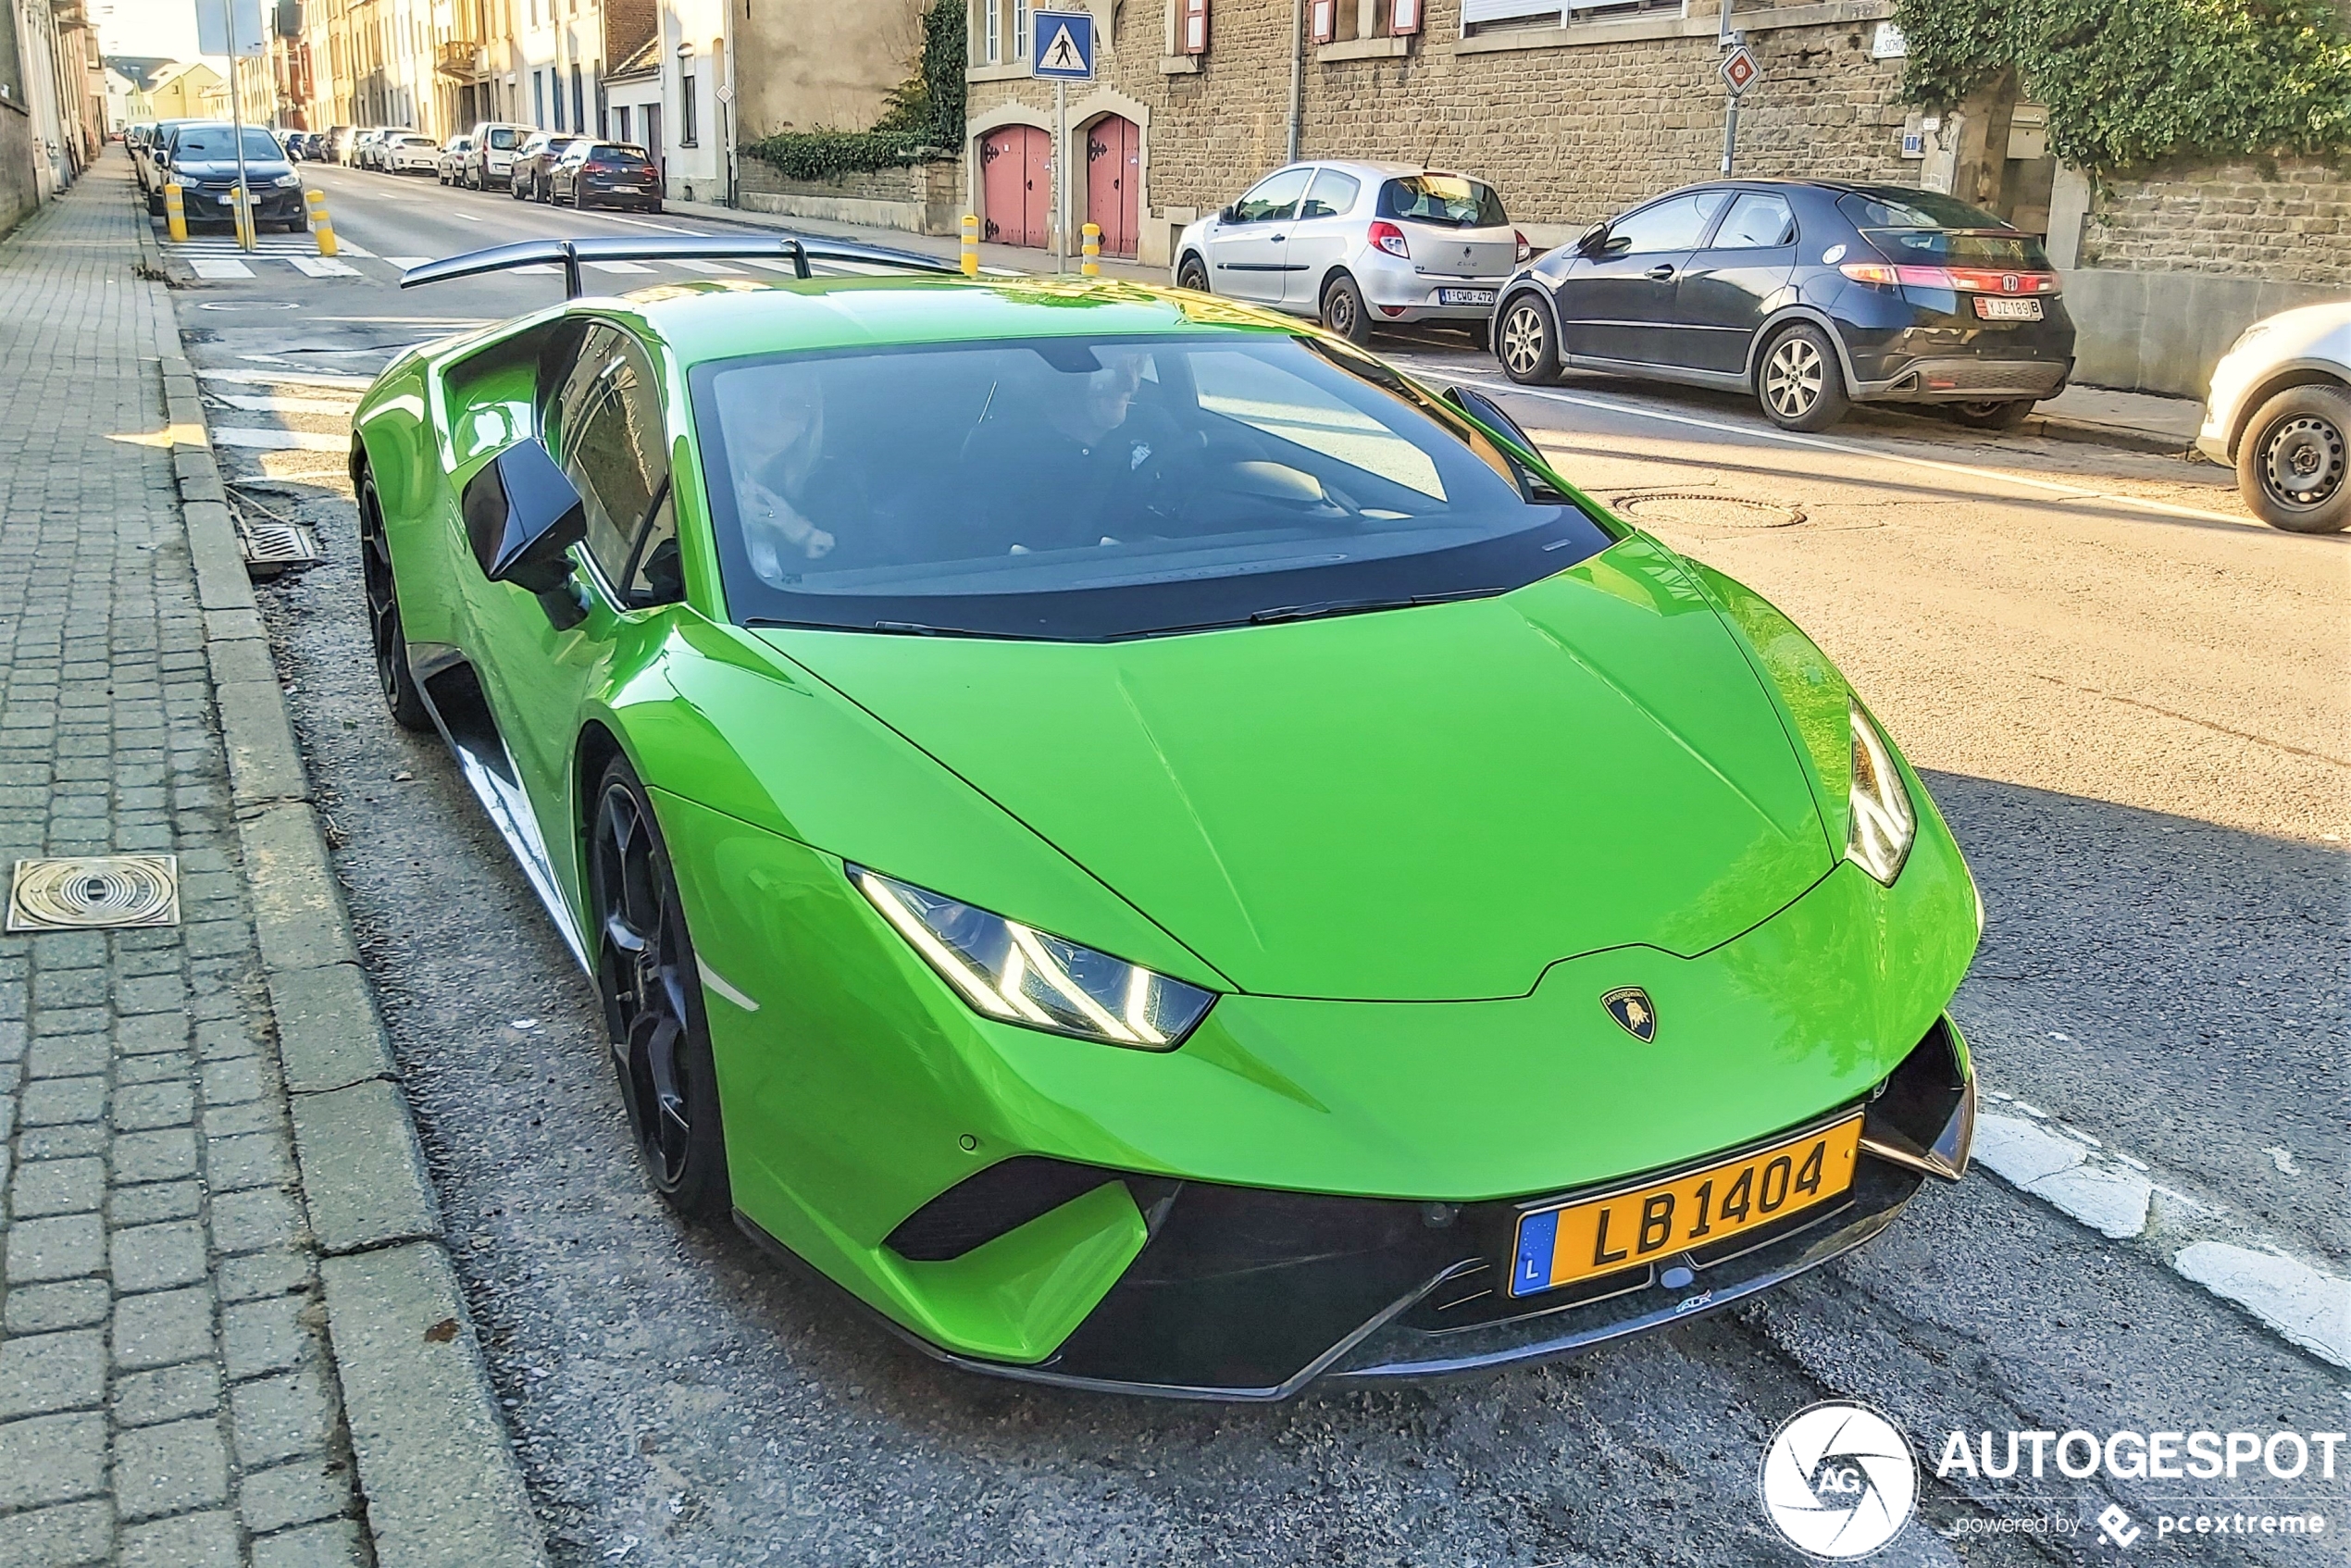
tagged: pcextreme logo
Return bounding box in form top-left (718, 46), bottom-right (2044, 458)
top-left (1760, 1400), bottom-right (1920, 1559)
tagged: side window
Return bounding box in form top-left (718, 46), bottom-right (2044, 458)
top-left (1297, 168), bottom-right (1361, 219)
top-left (1609, 191), bottom-right (1733, 255)
top-left (1231, 167), bottom-right (1312, 223)
top-left (1710, 192), bottom-right (1796, 250)
top-left (550, 325), bottom-right (677, 606)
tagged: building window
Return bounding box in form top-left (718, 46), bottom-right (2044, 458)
top-left (1390, 0), bottom-right (1422, 30)
top-left (1310, 0), bottom-right (1335, 42)
top-left (550, 66), bottom-right (562, 127)
top-left (532, 68), bottom-right (544, 125)
top-left (1181, 0), bottom-right (1208, 53)
top-left (1014, 0), bottom-right (1027, 56)
top-left (984, 0), bottom-right (1000, 64)
top-left (571, 63), bottom-right (584, 130)
top-left (616, 104), bottom-right (629, 142)
top-left (678, 71), bottom-right (696, 144)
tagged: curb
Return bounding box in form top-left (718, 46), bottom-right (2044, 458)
top-left (2025, 414), bottom-right (2196, 458)
top-left (151, 287), bottom-right (549, 1564)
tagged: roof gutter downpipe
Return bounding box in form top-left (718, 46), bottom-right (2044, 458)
top-left (1287, 0), bottom-right (1305, 162)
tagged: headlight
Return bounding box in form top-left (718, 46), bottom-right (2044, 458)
top-left (852, 867), bottom-right (1215, 1049)
top-left (273, 173), bottom-right (303, 188)
top-left (1846, 699), bottom-right (1916, 885)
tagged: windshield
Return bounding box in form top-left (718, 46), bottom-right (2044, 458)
top-left (1377, 175), bottom-right (1509, 229)
top-left (169, 127), bottom-right (283, 161)
top-left (487, 127), bottom-right (521, 149)
top-left (589, 143), bottom-right (651, 161)
top-left (692, 332), bottom-right (1613, 641)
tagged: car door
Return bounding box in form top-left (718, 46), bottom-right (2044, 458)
top-left (460, 321), bottom-right (686, 871)
top-left (1673, 190), bottom-right (1800, 374)
top-left (1280, 167), bottom-right (1363, 310)
top-left (1208, 167), bottom-right (1312, 305)
top-left (1557, 190), bottom-right (1732, 367)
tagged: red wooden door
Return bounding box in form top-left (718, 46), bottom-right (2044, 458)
top-left (1085, 115), bottom-right (1140, 257)
top-left (980, 126), bottom-right (1051, 249)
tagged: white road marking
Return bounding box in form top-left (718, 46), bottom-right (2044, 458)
top-left (382, 256), bottom-right (432, 268)
top-left (584, 260), bottom-right (654, 274)
top-left (512, 264), bottom-right (561, 275)
top-left (2265, 1145), bottom-right (2303, 1176)
top-left (1971, 1100), bottom-right (2347, 1368)
top-left (190, 258), bottom-right (255, 280)
top-left (742, 258), bottom-right (802, 274)
top-left (666, 260), bottom-right (745, 274)
top-left (287, 255), bottom-right (362, 278)
top-left (451, 212), bottom-right (481, 222)
top-left (212, 427), bottom-right (346, 452)
top-left (211, 392), bottom-right (360, 415)
top-left (1432, 372), bottom-right (2258, 531)
top-left (586, 212), bottom-right (699, 235)
top-left (198, 368), bottom-right (375, 390)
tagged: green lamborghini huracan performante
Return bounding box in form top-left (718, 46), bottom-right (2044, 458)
top-left (356, 235), bottom-right (1980, 1399)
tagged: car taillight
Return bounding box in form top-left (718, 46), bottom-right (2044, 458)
top-left (1840, 261), bottom-right (2061, 295)
top-left (1514, 229), bottom-right (1533, 264)
top-left (1368, 220), bottom-right (1411, 259)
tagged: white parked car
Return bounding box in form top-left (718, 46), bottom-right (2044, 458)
top-left (1173, 161), bottom-right (1529, 343)
top-left (437, 135), bottom-right (472, 184)
top-left (2199, 302), bottom-right (2351, 533)
top-left (384, 132), bottom-right (440, 175)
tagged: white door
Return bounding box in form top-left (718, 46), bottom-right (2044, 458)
top-left (1207, 167), bottom-right (1312, 305)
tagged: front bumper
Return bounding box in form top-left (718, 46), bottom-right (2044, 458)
top-left (760, 1019), bottom-right (1972, 1399)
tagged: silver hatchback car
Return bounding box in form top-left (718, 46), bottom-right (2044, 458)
top-left (1173, 161), bottom-right (1528, 342)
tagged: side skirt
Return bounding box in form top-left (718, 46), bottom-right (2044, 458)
top-left (408, 644), bottom-right (593, 975)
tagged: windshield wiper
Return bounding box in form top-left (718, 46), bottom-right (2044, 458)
top-left (742, 616), bottom-right (1018, 639)
top-left (1247, 588), bottom-right (1496, 626)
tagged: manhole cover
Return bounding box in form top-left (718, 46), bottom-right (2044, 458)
top-left (1613, 491), bottom-right (1807, 529)
top-left (6, 856), bottom-right (181, 932)
top-left (239, 519), bottom-right (325, 576)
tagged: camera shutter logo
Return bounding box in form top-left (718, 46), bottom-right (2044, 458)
top-left (1759, 1400), bottom-right (1919, 1559)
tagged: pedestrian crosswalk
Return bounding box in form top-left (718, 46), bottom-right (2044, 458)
top-left (159, 229), bottom-right (937, 287)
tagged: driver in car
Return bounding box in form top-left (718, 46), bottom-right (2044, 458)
top-left (963, 347), bottom-right (1183, 554)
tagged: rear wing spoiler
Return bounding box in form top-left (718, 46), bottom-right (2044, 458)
top-left (399, 234), bottom-right (962, 299)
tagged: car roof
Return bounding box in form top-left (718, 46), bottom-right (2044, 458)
top-left (600, 277), bottom-right (1294, 368)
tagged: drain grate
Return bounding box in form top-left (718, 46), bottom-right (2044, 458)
top-left (1613, 491), bottom-right (1807, 529)
top-left (6, 856), bottom-right (181, 932)
top-left (239, 519), bottom-right (325, 576)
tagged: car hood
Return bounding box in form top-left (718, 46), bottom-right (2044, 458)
top-left (170, 157), bottom-right (292, 180)
top-left (756, 538), bottom-right (1833, 1002)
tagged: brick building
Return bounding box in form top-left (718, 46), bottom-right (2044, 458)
top-left (958, 0), bottom-right (2351, 395)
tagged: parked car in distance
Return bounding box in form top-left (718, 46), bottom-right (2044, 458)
top-left (438, 135), bottom-right (474, 185)
top-left (463, 121), bottom-right (532, 189)
top-left (1493, 180), bottom-right (2076, 433)
top-left (138, 118), bottom-right (204, 192)
top-left (508, 131), bottom-right (584, 202)
top-left (281, 131), bottom-right (312, 161)
top-left (1174, 162), bottom-right (1529, 344)
top-left (546, 139), bottom-right (663, 212)
top-left (324, 125), bottom-right (355, 163)
top-left (384, 131), bottom-right (441, 175)
top-left (146, 123), bottom-right (305, 230)
top-left (346, 129), bottom-right (381, 167)
top-left (2197, 302), bottom-right (2351, 533)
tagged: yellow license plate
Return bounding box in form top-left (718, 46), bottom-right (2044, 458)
top-left (1509, 1115), bottom-right (1862, 1296)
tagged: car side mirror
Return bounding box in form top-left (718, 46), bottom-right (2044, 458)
top-left (1600, 234), bottom-right (1634, 257)
top-left (1574, 222), bottom-right (1607, 255)
top-left (462, 439), bottom-right (589, 626)
top-left (1219, 204), bottom-right (1238, 224)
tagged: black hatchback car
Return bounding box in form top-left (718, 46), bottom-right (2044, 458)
top-left (546, 140), bottom-right (663, 212)
top-left (147, 123), bottom-right (307, 231)
top-left (1492, 180), bottom-right (2075, 431)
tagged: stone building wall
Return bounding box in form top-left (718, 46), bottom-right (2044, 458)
top-left (2084, 160), bottom-right (2351, 288)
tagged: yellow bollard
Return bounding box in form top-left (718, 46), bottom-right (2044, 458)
top-left (305, 188), bottom-right (337, 256)
top-left (960, 213), bottom-right (979, 278)
top-left (164, 181), bottom-right (187, 243)
top-left (1081, 222), bottom-right (1101, 278)
top-left (230, 184), bottom-right (255, 251)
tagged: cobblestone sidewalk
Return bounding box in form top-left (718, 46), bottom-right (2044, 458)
top-left (0, 158), bottom-right (541, 1568)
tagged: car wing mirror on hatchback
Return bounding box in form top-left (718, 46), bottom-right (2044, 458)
top-left (462, 438), bottom-right (590, 626)
top-left (1219, 204), bottom-right (1238, 224)
top-left (1574, 221), bottom-right (1608, 255)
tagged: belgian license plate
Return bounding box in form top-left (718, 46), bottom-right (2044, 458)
top-left (1975, 296), bottom-right (2043, 321)
top-left (612, 184), bottom-right (642, 192)
top-left (1439, 287), bottom-right (1497, 306)
top-left (1510, 1115), bottom-right (1862, 1297)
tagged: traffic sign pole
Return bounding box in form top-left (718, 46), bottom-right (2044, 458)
top-left (1055, 79), bottom-right (1067, 275)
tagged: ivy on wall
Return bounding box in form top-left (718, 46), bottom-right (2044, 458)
top-left (1890, 0), bottom-right (2351, 171)
top-left (746, 0), bottom-right (968, 180)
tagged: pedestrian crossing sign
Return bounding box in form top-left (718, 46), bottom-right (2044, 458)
top-left (1031, 9), bottom-right (1094, 80)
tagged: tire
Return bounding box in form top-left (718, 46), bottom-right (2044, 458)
top-left (1176, 253), bottom-right (1210, 293)
top-left (356, 472), bottom-right (432, 733)
top-left (1497, 292), bottom-right (1559, 384)
top-left (646, 201), bottom-right (663, 214)
top-left (589, 755), bottom-right (732, 1219)
top-left (1757, 322), bottom-right (1850, 431)
top-left (2236, 382), bottom-right (2351, 533)
top-left (573, 183), bottom-right (587, 210)
top-left (1463, 318), bottom-right (1491, 353)
top-left (510, 174), bottom-right (526, 200)
top-left (537, 177), bottom-right (552, 205)
top-left (1948, 398), bottom-right (2035, 431)
top-left (1321, 272), bottom-right (1371, 344)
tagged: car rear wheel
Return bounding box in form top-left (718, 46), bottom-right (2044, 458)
top-left (2237, 383), bottom-right (2351, 533)
top-left (590, 756), bottom-right (732, 1218)
top-left (1948, 398), bottom-right (2034, 430)
top-left (1321, 273), bottom-right (1371, 344)
top-left (573, 183), bottom-right (588, 210)
top-left (1498, 293), bottom-right (1558, 384)
top-left (1176, 253), bottom-right (1210, 293)
top-left (356, 472), bottom-right (431, 733)
top-left (1758, 323), bottom-right (1850, 431)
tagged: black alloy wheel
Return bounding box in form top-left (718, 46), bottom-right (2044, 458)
top-left (1498, 293), bottom-right (1559, 384)
top-left (1176, 253), bottom-right (1210, 293)
top-left (1948, 398), bottom-right (2034, 430)
top-left (2237, 383), bottom-right (2351, 533)
top-left (1322, 272), bottom-right (1371, 344)
top-left (356, 473), bottom-right (432, 732)
top-left (590, 758), bottom-right (732, 1217)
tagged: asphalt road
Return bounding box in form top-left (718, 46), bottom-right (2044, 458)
top-left (173, 162), bottom-right (2349, 1566)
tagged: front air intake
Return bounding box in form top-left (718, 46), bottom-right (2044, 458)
top-left (885, 1157), bottom-right (1123, 1262)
